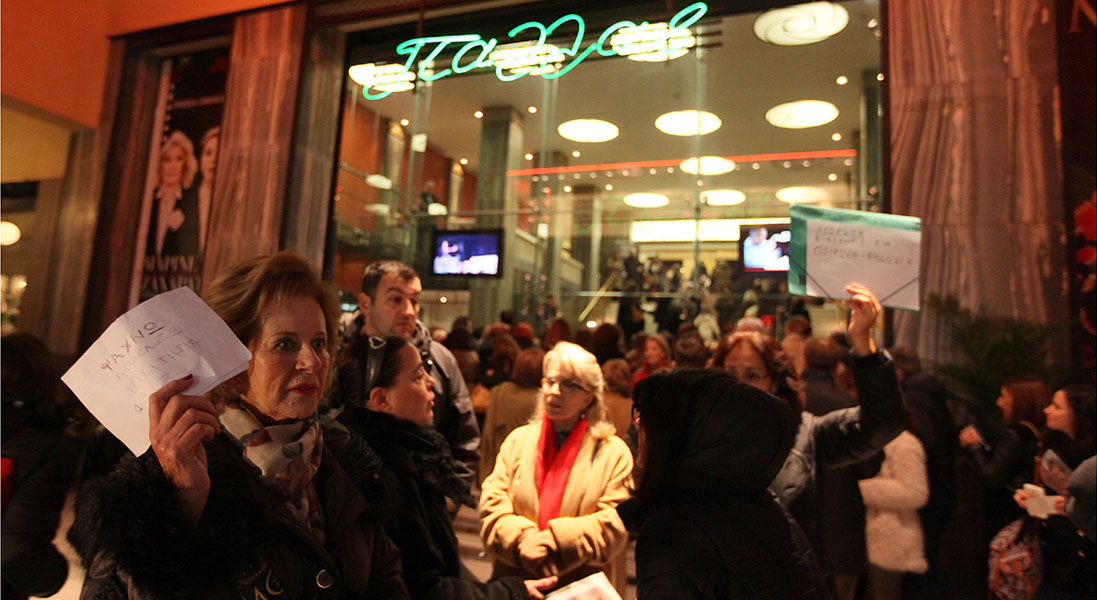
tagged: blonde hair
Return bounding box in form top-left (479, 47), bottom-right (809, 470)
top-left (535, 341), bottom-right (615, 438)
top-left (158, 130), bottom-right (198, 189)
top-left (202, 250), bottom-right (340, 410)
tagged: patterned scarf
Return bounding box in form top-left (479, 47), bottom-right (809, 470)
top-left (220, 403), bottom-right (326, 543)
top-left (534, 414), bottom-right (589, 530)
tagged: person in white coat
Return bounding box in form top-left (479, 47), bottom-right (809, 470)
top-left (859, 429), bottom-right (929, 600)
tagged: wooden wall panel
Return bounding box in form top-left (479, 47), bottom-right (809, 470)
top-left (887, 0), bottom-right (1069, 364)
top-left (202, 3), bottom-right (308, 281)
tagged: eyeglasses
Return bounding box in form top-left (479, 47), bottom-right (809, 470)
top-left (542, 376), bottom-right (586, 394)
top-left (725, 366), bottom-right (771, 384)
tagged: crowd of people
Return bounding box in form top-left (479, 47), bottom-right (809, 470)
top-left (2, 251), bottom-right (1094, 600)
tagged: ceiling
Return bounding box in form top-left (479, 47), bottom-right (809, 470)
top-left (342, 0), bottom-right (883, 222)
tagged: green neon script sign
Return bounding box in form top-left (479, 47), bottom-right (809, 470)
top-left (362, 2), bottom-right (707, 99)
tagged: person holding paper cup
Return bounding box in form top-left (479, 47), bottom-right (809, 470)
top-left (1012, 384), bottom-right (1095, 599)
top-left (479, 342), bottom-right (633, 595)
top-left (69, 251), bottom-right (409, 599)
top-left (712, 284), bottom-right (905, 547)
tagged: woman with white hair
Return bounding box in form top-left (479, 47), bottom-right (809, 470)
top-left (145, 129), bottom-right (200, 257)
top-left (480, 342), bottom-right (633, 595)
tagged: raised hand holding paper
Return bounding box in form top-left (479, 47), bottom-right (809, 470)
top-left (788, 205), bottom-right (922, 311)
top-left (61, 286), bottom-right (251, 456)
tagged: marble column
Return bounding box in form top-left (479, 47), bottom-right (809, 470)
top-left (888, 0), bottom-right (1069, 364)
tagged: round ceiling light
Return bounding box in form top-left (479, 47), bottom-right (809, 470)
top-left (679, 156), bottom-right (736, 175)
top-left (765, 100), bottom-right (840, 129)
top-left (701, 189), bottom-right (746, 206)
top-left (558, 119), bottom-right (619, 143)
top-left (655, 110), bottom-right (722, 136)
top-left (0, 221), bottom-right (21, 246)
top-left (624, 193), bottom-right (670, 208)
top-left (776, 186), bottom-right (827, 203)
top-left (753, 2), bottom-right (850, 46)
top-left (610, 22), bottom-right (696, 62)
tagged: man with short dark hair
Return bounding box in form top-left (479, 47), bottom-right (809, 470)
top-left (354, 260), bottom-right (481, 488)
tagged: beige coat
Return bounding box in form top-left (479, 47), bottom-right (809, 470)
top-left (479, 421), bottom-right (632, 593)
top-left (859, 431), bottom-right (930, 574)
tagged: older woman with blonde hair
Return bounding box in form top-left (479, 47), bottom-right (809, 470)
top-left (480, 342), bottom-right (633, 595)
top-left (146, 129), bottom-right (201, 257)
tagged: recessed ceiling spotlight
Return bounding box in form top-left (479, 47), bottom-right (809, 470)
top-left (558, 174), bottom-right (565, 180)
top-left (876, 73), bottom-right (885, 81)
top-left (867, 18), bottom-right (879, 28)
top-left (543, 187), bottom-right (552, 194)
top-left (802, 160), bottom-right (811, 167)
top-left (752, 163), bottom-right (761, 170)
top-left (572, 150), bottom-right (581, 158)
top-left (590, 173), bottom-right (597, 178)
top-left (624, 193), bottom-right (670, 208)
top-left (532, 176), bottom-right (540, 182)
top-left (655, 110), bottom-right (722, 136)
top-left (844, 158), bottom-right (854, 166)
top-left (649, 168), bottom-right (657, 175)
top-left (667, 167), bottom-right (674, 173)
top-left (606, 172), bottom-right (614, 178)
top-left (680, 156), bottom-right (735, 175)
top-left (440, 296), bottom-right (448, 303)
top-left (400, 119), bottom-right (410, 126)
top-left (525, 153), bottom-right (534, 161)
top-left (528, 106), bottom-right (538, 114)
top-left (765, 100), bottom-right (840, 128)
top-left (776, 186), bottom-right (827, 203)
top-left (832, 132), bottom-right (843, 141)
top-left (459, 158), bottom-right (468, 165)
top-left (622, 170), bottom-right (630, 176)
top-left (574, 173), bottom-right (581, 179)
top-left (610, 22), bottom-right (696, 62)
top-left (564, 185), bottom-right (573, 192)
top-left (836, 75), bottom-right (848, 85)
top-left (605, 184), bottom-right (613, 191)
top-left (701, 189), bottom-right (746, 206)
top-left (754, 2), bottom-right (850, 46)
top-left (783, 161), bottom-right (792, 168)
top-left (828, 173), bottom-right (838, 181)
top-left (558, 119), bottom-right (619, 143)
top-left (348, 62), bottom-right (415, 93)
top-left (696, 179), bottom-right (704, 187)
top-left (474, 110), bottom-right (484, 119)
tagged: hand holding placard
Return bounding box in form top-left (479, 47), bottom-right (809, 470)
top-left (62, 287), bottom-right (251, 456)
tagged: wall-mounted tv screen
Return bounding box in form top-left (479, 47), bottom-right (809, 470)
top-left (431, 229), bottom-right (503, 277)
top-left (740, 224), bottom-right (791, 273)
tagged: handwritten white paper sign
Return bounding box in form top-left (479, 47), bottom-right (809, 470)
top-left (62, 286), bottom-right (251, 456)
top-left (805, 219), bottom-right (921, 311)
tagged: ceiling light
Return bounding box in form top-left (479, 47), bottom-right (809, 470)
top-left (489, 42), bottom-right (565, 76)
top-left (836, 75), bottom-right (848, 85)
top-left (610, 22), bottom-right (696, 62)
top-left (367, 203), bottom-right (391, 216)
top-left (655, 110), bottom-right (722, 136)
top-left (867, 18), bottom-right (879, 28)
top-left (649, 168), bottom-right (657, 174)
top-left (844, 158), bottom-right (854, 166)
top-left (440, 297), bottom-right (448, 303)
top-left (876, 73), bottom-right (885, 81)
top-left (400, 119), bottom-right (410, 127)
top-left (474, 110), bottom-right (484, 119)
top-left (525, 153), bottom-right (534, 160)
top-left (765, 100), bottom-right (840, 129)
top-left (828, 173), bottom-right (838, 181)
top-left (802, 160), bottom-right (811, 167)
top-left (0, 221), bottom-right (22, 246)
top-left (605, 184), bottom-right (613, 191)
top-left (776, 186), bottom-right (827, 203)
top-left (459, 158), bottom-right (468, 165)
top-left (701, 189), bottom-right (746, 206)
top-left (679, 156), bottom-right (735, 175)
top-left (564, 185), bottom-right (572, 192)
top-left (558, 119), bottom-right (619, 143)
top-left (528, 106), bottom-right (538, 114)
top-left (365, 174), bottom-right (392, 189)
top-left (752, 163), bottom-right (761, 170)
top-left (832, 132), bottom-right (842, 141)
top-left (624, 193), bottom-right (670, 208)
top-left (572, 150), bottom-right (581, 158)
top-left (586, 320), bottom-right (598, 328)
top-left (753, 2), bottom-right (850, 46)
top-left (348, 62), bottom-right (416, 93)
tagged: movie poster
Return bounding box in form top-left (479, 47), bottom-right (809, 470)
top-left (130, 47), bottom-right (230, 306)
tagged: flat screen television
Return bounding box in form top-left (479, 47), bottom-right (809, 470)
top-left (430, 229), bottom-right (503, 277)
top-left (740, 224), bottom-right (791, 273)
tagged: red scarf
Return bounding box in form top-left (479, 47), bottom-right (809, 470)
top-left (534, 414), bottom-right (589, 530)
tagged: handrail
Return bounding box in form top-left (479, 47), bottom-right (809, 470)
top-left (578, 271), bottom-right (619, 323)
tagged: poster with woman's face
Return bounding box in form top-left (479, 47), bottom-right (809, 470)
top-left (130, 47), bottom-right (229, 306)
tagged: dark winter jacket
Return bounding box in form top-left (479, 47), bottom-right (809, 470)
top-left (965, 422), bottom-right (1039, 537)
top-left (68, 428), bottom-right (408, 600)
top-left (900, 371), bottom-right (957, 560)
top-left (335, 406), bottom-right (527, 600)
top-left (618, 376), bottom-right (830, 600)
top-left (1, 428), bottom-right (79, 600)
top-left (1034, 438), bottom-right (1096, 597)
top-left (769, 351), bottom-right (904, 541)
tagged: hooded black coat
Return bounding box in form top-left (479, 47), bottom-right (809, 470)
top-left (618, 373), bottom-right (830, 600)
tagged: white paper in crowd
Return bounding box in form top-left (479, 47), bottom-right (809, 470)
top-left (1022, 483), bottom-right (1061, 519)
top-left (805, 219), bottom-right (921, 311)
top-left (544, 572), bottom-right (622, 600)
top-left (61, 286), bottom-right (251, 456)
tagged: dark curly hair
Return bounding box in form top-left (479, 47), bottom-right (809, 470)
top-left (711, 331), bottom-right (802, 411)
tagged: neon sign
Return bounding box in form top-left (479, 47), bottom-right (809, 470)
top-left (353, 2), bottom-right (707, 100)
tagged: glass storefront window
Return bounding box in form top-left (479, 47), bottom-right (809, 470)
top-left (333, 0), bottom-right (882, 338)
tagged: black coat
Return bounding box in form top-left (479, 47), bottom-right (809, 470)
top-left (68, 428), bottom-right (408, 600)
top-left (964, 423), bottom-right (1038, 537)
top-left (335, 407), bottom-right (527, 600)
top-left (901, 372), bottom-right (957, 558)
top-left (1, 428), bottom-right (79, 600)
top-left (618, 377), bottom-right (830, 600)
